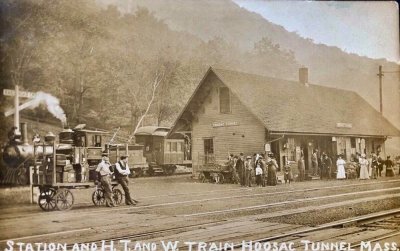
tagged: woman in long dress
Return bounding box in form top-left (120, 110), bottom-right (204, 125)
top-left (267, 153), bottom-right (278, 186)
top-left (385, 156), bottom-right (395, 177)
top-left (359, 154), bottom-right (370, 179)
top-left (336, 155), bottom-right (346, 179)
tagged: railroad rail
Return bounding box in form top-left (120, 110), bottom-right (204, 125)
top-left (1, 179), bottom-right (400, 250)
top-left (218, 209), bottom-right (400, 251)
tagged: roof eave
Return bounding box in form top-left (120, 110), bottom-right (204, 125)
top-left (167, 67), bottom-right (214, 138)
top-left (269, 131), bottom-right (391, 138)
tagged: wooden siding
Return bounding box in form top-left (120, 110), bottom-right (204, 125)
top-left (191, 74), bottom-right (266, 172)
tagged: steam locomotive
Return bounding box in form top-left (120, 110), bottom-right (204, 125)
top-left (2, 123), bottom-right (148, 185)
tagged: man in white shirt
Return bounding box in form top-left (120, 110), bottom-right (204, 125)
top-left (115, 155), bottom-right (137, 205)
top-left (96, 154), bottom-right (115, 207)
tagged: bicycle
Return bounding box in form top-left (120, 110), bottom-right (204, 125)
top-left (92, 182), bottom-right (124, 206)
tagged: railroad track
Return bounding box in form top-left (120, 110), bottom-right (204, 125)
top-left (180, 187), bottom-right (400, 217)
top-left (41, 180), bottom-right (400, 215)
top-left (210, 209), bottom-right (400, 251)
top-left (1, 180), bottom-right (400, 248)
top-left (73, 209), bottom-right (400, 251)
top-left (349, 213), bottom-right (400, 249)
top-left (62, 220), bottom-right (228, 250)
top-left (1, 179), bottom-right (399, 220)
top-left (2, 192), bottom-right (399, 247)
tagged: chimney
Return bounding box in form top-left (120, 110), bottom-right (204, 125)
top-left (299, 67), bottom-right (309, 86)
top-left (20, 122), bottom-right (29, 145)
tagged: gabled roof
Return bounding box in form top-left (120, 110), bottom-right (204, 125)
top-left (134, 126), bottom-right (170, 137)
top-left (172, 67), bottom-right (400, 137)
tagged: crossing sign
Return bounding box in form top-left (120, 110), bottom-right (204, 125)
top-left (3, 89), bottom-right (36, 98)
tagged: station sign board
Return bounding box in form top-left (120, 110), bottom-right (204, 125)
top-left (212, 121), bottom-right (239, 128)
top-left (336, 122), bottom-right (352, 129)
top-left (3, 89), bottom-right (37, 98)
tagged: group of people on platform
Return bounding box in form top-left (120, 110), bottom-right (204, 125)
top-left (349, 152), bottom-right (396, 179)
top-left (303, 149), bottom-right (397, 180)
top-left (307, 150), bottom-right (397, 180)
top-left (227, 152), bottom-right (280, 187)
top-left (96, 153), bottom-right (138, 207)
top-left (225, 150), bottom-right (398, 186)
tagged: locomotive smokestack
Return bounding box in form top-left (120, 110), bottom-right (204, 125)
top-left (20, 122), bottom-right (28, 145)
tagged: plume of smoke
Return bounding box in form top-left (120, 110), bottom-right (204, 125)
top-left (30, 91), bottom-right (67, 124)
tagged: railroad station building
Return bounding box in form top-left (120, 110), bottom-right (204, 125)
top-left (169, 67), bottom-right (400, 175)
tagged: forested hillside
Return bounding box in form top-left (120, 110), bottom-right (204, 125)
top-left (97, 0), bottom-right (400, 131)
top-left (0, 0), bottom-right (300, 142)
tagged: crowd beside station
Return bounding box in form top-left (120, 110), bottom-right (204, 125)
top-left (91, 150), bottom-right (398, 207)
top-left (223, 150), bottom-right (399, 187)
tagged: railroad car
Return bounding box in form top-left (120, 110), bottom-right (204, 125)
top-left (134, 126), bottom-right (192, 175)
top-left (107, 143), bottom-right (148, 177)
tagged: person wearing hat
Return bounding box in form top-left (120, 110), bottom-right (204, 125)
top-left (244, 156), bottom-right (253, 187)
top-left (359, 153), bottom-right (369, 180)
top-left (96, 153), bottom-right (116, 207)
top-left (235, 153), bottom-right (245, 186)
top-left (115, 155), bottom-right (138, 205)
top-left (255, 162), bottom-right (263, 186)
top-left (266, 152), bottom-right (278, 186)
top-left (297, 155), bottom-right (305, 182)
top-left (232, 156), bottom-right (240, 184)
top-left (385, 156), bottom-right (395, 177)
top-left (259, 154), bottom-right (267, 187)
top-left (322, 153), bottom-right (333, 180)
top-left (283, 161), bottom-right (293, 184)
top-left (370, 153), bottom-right (378, 179)
top-left (311, 150), bottom-right (319, 176)
top-left (336, 154), bottom-right (346, 180)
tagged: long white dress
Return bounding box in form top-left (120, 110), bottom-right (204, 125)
top-left (336, 158), bottom-right (346, 179)
top-left (359, 158), bottom-right (370, 180)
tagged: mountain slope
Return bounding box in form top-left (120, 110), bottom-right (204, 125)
top-left (97, 0), bottom-right (400, 130)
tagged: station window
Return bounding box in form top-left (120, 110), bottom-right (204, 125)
top-left (166, 142), bottom-right (171, 152)
top-left (75, 135), bottom-right (85, 147)
top-left (95, 135), bottom-right (101, 147)
top-left (219, 87), bottom-right (231, 114)
top-left (204, 138), bottom-right (214, 154)
top-left (172, 142), bottom-right (177, 152)
top-left (350, 138), bottom-right (356, 148)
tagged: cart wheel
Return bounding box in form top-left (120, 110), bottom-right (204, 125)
top-left (218, 173), bottom-right (225, 184)
top-left (55, 188), bottom-right (74, 211)
top-left (112, 188), bottom-right (123, 205)
top-left (164, 165), bottom-right (176, 175)
top-left (38, 188), bottom-right (57, 211)
top-left (198, 172), bottom-right (206, 183)
top-left (92, 189), bottom-right (105, 206)
top-left (147, 167), bottom-right (155, 176)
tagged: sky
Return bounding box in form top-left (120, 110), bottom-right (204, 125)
top-left (234, 1), bottom-right (399, 63)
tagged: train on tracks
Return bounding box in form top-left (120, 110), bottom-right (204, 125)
top-left (1, 123), bottom-right (192, 210)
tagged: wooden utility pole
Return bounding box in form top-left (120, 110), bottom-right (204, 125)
top-left (3, 87), bottom-right (37, 130)
top-left (377, 65), bottom-right (384, 114)
top-left (14, 85), bottom-right (20, 132)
